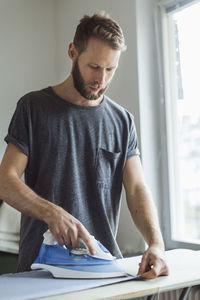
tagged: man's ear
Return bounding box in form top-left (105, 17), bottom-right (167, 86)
top-left (68, 43), bottom-right (78, 60)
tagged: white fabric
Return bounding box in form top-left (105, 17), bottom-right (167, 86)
top-left (0, 238), bottom-right (19, 254)
top-left (0, 202), bottom-right (20, 253)
top-left (0, 269), bottom-right (135, 300)
top-left (0, 232), bottom-right (19, 242)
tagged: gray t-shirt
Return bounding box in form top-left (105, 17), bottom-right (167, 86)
top-left (5, 87), bottom-right (140, 272)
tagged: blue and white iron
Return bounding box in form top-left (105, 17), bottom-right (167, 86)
top-left (31, 230), bottom-right (127, 279)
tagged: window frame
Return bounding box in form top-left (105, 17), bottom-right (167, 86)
top-left (159, 1), bottom-right (200, 250)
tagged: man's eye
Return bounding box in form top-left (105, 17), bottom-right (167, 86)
top-left (91, 65), bottom-right (99, 70)
top-left (107, 67), bottom-right (116, 72)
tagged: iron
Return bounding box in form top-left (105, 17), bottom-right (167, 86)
top-left (31, 230), bottom-right (128, 279)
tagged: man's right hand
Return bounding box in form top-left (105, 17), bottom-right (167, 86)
top-left (45, 205), bottom-right (96, 255)
top-left (0, 144), bottom-right (95, 255)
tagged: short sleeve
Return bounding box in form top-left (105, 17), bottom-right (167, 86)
top-left (127, 113), bottom-right (140, 159)
top-left (4, 99), bottom-right (29, 156)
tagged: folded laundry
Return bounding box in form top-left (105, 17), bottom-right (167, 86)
top-left (0, 202), bottom-right (20, 234)
top-left (0, 202), bottom-right (20, 253)
top-left (0, 239), bottom-right (19, 254)
top-left (0, 232), bottom-right (19, 243)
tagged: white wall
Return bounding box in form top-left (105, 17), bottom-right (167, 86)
top-left (135, 0), bottom-right (164, 225)
top-left (0, 0), bottom-right (163, 256)
top-left (0, 0), bottom-right (58, 160)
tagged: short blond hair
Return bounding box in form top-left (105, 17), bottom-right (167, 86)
top-left (73, 12), bottom-right (127, 54)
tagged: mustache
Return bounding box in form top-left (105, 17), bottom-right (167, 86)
top-left (89, 83), bottom-right (102, 89)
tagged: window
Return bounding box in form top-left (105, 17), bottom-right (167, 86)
top-left (163, 0), bottom-right (200, 248)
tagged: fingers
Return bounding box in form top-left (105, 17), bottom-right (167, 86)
top-left (55, 223), bottom-right (80, 248)
top-left (47, 207), bottom-right (95, 254)
top-left (62, 228), bottom-right (72, 248)
top-left (139, 261), bottom-right (169, 279)
top-left (48, 226), bottom-right (66, 246)
top-left (75, 222), bottom-right (96, 255)
top-left (139, 261), bottom-right (161, 279)
top-left (61, 224), bottom-right (95, 255)
top-left (137, 248), bottom-right (169, 279)
top-left (52, 227), bottom-right (78, 249)
top-left (137, 254), bottom-right (147, 275)
top-left (137, 250), bottom-right (151, 275)
top-left (69, 227), bottom-right (79, 249)
top-left (55, 235), bottom-right (65, 246)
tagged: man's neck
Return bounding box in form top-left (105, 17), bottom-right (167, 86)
top-left (52, 75), bottom-right (103, 107)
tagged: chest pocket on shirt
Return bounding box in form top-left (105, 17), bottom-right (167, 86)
top-left (95, 148), bottom-right (122, 189)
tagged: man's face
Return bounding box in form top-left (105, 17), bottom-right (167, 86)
top-left (71, 37), bottom-right (121, 101)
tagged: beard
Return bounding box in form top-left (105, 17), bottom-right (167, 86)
top-left (71, 58), bottom-right (108, 100)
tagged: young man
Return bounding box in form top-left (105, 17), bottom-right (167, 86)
top-left (0, 13), bottom-right (169, 278)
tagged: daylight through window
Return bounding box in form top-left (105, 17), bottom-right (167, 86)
top-left (167, 1), bottom-right (200, 243)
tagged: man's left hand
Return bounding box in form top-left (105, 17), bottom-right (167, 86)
top-left (137, 245), bottom-right (169, 279)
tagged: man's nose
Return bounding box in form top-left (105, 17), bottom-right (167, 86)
top-left (96, 69), bottom-right (106, 86)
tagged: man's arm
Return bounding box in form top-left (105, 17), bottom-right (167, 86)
top-left (123, 155), bottom-right (169, 279)
top-left (0, 143), bottom-right (95, 253)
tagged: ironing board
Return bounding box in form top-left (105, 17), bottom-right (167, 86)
top-left (1, 249), bottom-right (200, 300)
top-left (53, 248), bottom-right (200, 300)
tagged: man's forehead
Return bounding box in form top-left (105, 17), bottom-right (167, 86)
top-left (79, 37), bottom-right (121, 66)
